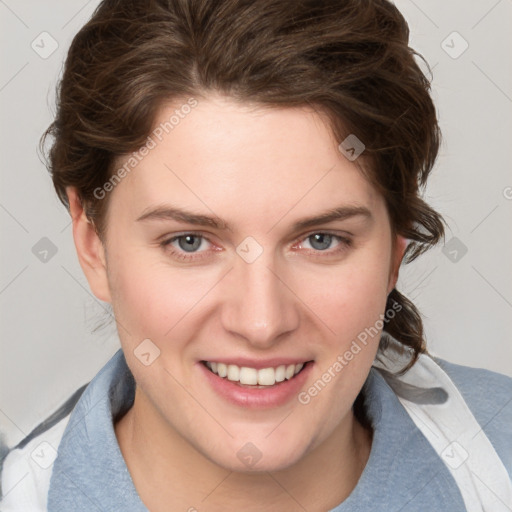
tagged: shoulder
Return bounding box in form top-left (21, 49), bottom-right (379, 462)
top-left (0, 383), bottom-right (88, 511)
top-left (433, 356), bottom-right (512, 422)
top-left (433, 356), bottom-right (512, 474)
top-left (0, 415), bottom-right (69, 511)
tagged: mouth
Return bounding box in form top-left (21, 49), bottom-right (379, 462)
top-left (201, 360), bottom-right (311, 388)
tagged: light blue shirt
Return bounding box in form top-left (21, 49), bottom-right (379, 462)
top-left (2, 349), bottom-right (511, 511)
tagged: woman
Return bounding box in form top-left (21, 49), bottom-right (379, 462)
top-left (1, 0), bottom-right (511, 510)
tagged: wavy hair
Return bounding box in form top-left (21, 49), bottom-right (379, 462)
top-left (41, 0), bottom-right (445, 377)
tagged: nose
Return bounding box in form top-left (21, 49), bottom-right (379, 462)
top-left (220, 253), bottom-right (300, 349)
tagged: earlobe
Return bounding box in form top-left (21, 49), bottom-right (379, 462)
top-left (387, 235), bottom-right (408, 294)
top-left (67, 187), bottom-right (112, 303)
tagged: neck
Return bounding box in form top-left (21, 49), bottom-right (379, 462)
top-left (115, 386), bottom-right (372, 512)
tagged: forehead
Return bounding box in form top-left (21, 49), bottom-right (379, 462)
top-left (108, 94), bottom-right (381, 228)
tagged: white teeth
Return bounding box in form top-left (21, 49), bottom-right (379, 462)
top-left (227, 364), bottom-right (240, 381)
top-left (275, 365), bottom-right (286, 383)
top-left (257, 367), bottom-right (276, 386)
top-left (205, 361), bottom-right (307, 386)
top-left (240, 367), bottom-right (258, 385)
top-left (217, 363), bottom-right (227, 378)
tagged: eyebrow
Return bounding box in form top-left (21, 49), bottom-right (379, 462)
top-left (136, 204), bottom-right (373, 232)
top-left (290, 205), bottom-right (372, 231)
top-left (136, 205), bottom-right (230, 230)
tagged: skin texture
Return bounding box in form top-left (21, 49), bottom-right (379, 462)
top-left (67, 93), bottom-right (407, 511)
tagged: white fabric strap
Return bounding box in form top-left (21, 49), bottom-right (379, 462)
top-left (0, 415), bottom-right (69, 511)
top-left (373, 345), bottom-right (512, 511)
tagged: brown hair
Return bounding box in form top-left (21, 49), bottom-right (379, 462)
top-left (41, 0), bottom-right (445, 374)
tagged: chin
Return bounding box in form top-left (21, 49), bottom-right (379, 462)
top-left (200, 433), bottom-right (312, 473)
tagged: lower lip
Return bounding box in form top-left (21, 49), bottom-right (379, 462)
top-left (199, 362), bottom-right (313, 409)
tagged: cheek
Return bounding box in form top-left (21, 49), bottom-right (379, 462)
top-left (292, 251), bottom-right (392, 430)
top-left (107, 248), bottom-right (215, 344)
top-left (294, 245), bottom-right (392, 343)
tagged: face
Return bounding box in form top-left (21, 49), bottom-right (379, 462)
top-left (73, 93), bottom-right (405, 472)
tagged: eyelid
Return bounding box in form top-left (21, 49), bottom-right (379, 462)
top-left (160, 232), bottom-right (219, 262)
top-left (159, 230), bottom-right (215, 245)
top-left (160, 229), bottom-right (351, 245)
top-left (168, 233), bottom-right (222, 250)
top-left (290, 229), bottom-right (353, 247)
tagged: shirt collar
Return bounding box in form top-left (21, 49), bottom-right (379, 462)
top-left (331, 368), bottom-right (461, 510)
top-left (48, 349), bottom-right (146, 511)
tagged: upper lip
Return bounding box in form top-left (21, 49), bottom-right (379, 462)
top-left (201, 358), bottom-right (313, 369)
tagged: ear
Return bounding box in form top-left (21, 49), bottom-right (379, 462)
top-left (67, 187), bottom-right (112, 303)
top-left (387, 235), bottom-right (408, 294)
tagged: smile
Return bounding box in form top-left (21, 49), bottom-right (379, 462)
top-left (199, 359), bottom-right (314, 408)
top-left (203, 361), bottom-right (306, 387)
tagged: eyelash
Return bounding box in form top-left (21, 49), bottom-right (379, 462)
top-left (159, 231), bottom-right (353, 262)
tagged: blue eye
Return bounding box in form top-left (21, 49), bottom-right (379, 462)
top-left (307, 233), bottom-right (335, 251)
top-left (174, 234), bottom-right (204, 252)
top-left (159, 231), bottom-right (352, 263)
top-left (161, 234), bottom-right (212, 260)
top-left (301, 233), bottom-right (349, 252)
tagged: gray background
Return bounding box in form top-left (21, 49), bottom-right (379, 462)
top-left (1, 0), bottom-right (511, 448)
